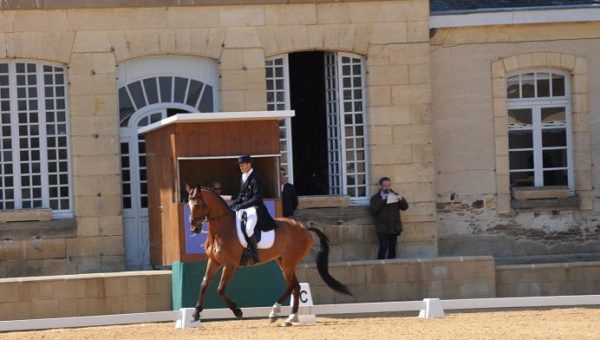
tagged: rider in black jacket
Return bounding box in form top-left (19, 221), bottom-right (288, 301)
top-left (229, 155), bottom-right (277, 265)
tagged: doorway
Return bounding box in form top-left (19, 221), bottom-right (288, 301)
top-left (266, 51), bottom-right (369, 200)
top-left (289, 52), bottom-right (328, 195)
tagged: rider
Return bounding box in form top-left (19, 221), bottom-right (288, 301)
top-left (229, 155), bottom-right (277, 265)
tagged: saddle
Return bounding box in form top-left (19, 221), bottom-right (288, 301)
top-left (235, 211), bottom-right (276, 250)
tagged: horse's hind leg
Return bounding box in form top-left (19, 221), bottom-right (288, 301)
top-left (217, 265), bottom-right (243, 319)
top-left (283, 274), bottom-right (301, 326)
top-left (270, 259), bottom-right (300, 324)
top-left (193, 258), bottom-right (221, 322)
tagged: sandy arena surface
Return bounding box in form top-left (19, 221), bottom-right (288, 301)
top-left (1, 308), bottom-right (600, 340)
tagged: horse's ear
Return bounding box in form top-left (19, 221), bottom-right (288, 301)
top-left (185, 184), bottom-right (193, 194)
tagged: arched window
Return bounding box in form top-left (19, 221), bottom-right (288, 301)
top-left (506, 70), bottom-right (573, 189)
top-left (118, 76), bottom-right (214, 128)
top-left (0, 61), bottom-right (71, 216)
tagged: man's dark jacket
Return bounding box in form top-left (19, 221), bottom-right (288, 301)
top-left (369, 192), bottom-right (409, 235)
top-left (281, 182), bottom-right (298, 217)
top-left (231, 171), bottom-right (277, 231)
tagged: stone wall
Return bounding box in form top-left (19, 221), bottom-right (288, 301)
top-left (0, 271), bottom-right (171, 321)
top-left (0, 0), bottom-right (438, 277)
top-left (296, 256), bottom-right (496, 304)
top-left (430, 21), bottom-right (600, 260)
top-left (497, 261), bottom-right (600, 297)
top-left (295, 206), bottom-right (436, 263)
top-left (2, 259), bottom-right (600, 321)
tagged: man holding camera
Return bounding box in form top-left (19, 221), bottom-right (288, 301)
top-left (369, 176), bottom-right (409, 259)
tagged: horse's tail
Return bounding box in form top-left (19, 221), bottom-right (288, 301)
top-left (307, 227), bottom-right (353, 296)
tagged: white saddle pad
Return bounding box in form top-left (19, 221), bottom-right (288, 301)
top-left (236, 215), bottom-right (275, 249)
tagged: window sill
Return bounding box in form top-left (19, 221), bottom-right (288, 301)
top-left (511, 186), bottom-right (570, 200)
top-left (0, 208), bottom-right (52, 223)
top-left (511, 196), bottom-right (580, 209)
top-left (0, 218), bottom-right (77, 241)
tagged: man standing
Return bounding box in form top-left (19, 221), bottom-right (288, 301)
top-left (369, 177), bottom-right (409, 260)
top-left (280, 167), bottom-right (298, 217)
top-left (229, 155), bottom-right (277, 265)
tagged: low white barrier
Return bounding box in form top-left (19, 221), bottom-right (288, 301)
top-left (2, 294), bottom-right (600, 332)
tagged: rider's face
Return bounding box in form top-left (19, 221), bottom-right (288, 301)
top-left (239, 162), bottom-right (252, 173)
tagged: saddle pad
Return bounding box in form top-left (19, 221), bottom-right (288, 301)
top-left (236, 214), bottom-right (275, 249)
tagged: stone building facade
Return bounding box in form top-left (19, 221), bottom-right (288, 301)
top-left (0, 0), bottom-right (436, 277)
top-left (431, 3), bottom-right (600, 262)
top-left (2, 0), bottom-right (600, 278)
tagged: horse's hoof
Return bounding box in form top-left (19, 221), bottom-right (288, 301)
top-left (269, 316), bottom-right (278, 323)
top-left (233, 308), bottom-right (243, 320)
top-left (191, 314), bottom-right (200, 322)
top-left (283, 320), bottom-right (293, 327)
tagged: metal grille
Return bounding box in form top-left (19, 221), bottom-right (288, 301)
top-left (44, 65), bottom-right (70, 210)
top-left (265, 56), bottom-right (293, 181)
top-left (0, 61), bottom-right (71, 212)
top-left (324, 53), bottom-right (342, 195)
top-left (339, 55), bottom-right (368, 198)
top-left (0, 64), bottom-right (13, 209)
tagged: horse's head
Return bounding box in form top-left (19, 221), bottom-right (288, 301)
top-left (187, 187), bottom-right (208, 234)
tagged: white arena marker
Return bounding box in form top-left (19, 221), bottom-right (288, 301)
top-left (289, 282), bottom-right (316, 324)
top-left (418, 298), bottom-right (446, 319)
top-left (175, 308), bottom-right (201, 329)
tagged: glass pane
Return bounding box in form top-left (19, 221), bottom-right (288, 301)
top-left (552, 74), bottom-right (565, 96)
top-left (174, 77), bottom-right (188, 103)
top-left (127, 81), bottom-right (146, 109)
top-left (143, 78), bottom-right (159, 104)
top-left (159, 76), bottom-right (172, 102)
top-left (509, 150), bottom-right (533, 170)
top-left (118, 88), bottom-right (135, 127)
top-left (541, 107), bottom-right (566, 126)
top-left (508, 130), bottom-right (533, 149)
top-left (186, 80), bottom-right (203, 107)
top-left (542, 128), bottom-right (566, 147)
top-left (199, 85), bottom-right (213, 112)
top-left (543, 149), bottom-right (567, 168)
top-left (521, 73), bottom-right (535, 98)
top-left (507, 109), bottom-right (533, 127)
top-left (510, 171), bottom-right (534, 187)
top-left (536, 73), bottom-right (550, 97)
top-left (543, 169), bottom-right (568, 186)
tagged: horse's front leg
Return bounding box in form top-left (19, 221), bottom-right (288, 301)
top-left (217, 264), bottom-right (242, 319)
top-left (193, 258), bottom-right (221, 322)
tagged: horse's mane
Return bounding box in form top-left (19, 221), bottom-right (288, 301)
top-left (196, 186), bottom-right (231, 210)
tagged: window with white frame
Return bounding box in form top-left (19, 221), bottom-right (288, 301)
top-left (0, 61), bottom-right (71, 215)
top-left (506, 70), bottom-right (573, 189)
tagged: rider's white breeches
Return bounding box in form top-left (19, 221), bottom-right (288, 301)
top-left (237, 207), bottom-right (257, 237)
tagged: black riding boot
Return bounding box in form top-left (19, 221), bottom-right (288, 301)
top-left (245, 235), bottom-right (260, 266)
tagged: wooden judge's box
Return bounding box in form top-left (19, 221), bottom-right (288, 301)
top-left (138, 111), bottom-right (294, 266)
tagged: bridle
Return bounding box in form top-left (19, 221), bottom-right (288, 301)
top-left (188, 188), bottom-right (231, 223)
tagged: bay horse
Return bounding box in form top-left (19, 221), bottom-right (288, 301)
top-left (187, 187), bottom-right (352, 325)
